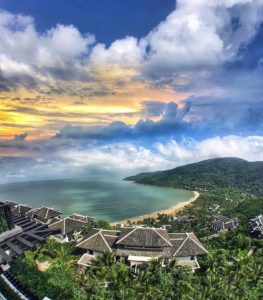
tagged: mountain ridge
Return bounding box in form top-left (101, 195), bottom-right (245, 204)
top-left (125, 157), bottom-right (263, 196)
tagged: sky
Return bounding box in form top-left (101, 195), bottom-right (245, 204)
top-left (0, 0), bottom-right (263, 183)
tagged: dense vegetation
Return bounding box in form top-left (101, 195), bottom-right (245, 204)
top-left (9, 189), bottom-right (263, 299)
top-left (10, 231), bottom-right (263, 299)
top-left (5, 157), bottom-right (263, 299)
top-left (125, 157), bottom-right (263, 196)
top-left (0, 216), bottom-right (8, 234)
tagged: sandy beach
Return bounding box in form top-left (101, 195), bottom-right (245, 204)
top-left (111, 191), bottom-right (200, 226)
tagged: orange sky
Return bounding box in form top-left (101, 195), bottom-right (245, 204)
top-left (0, 65), bottom-right (189, 140)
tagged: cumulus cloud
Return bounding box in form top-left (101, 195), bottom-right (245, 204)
top-left (141, 101), bottom-right (166, 117)
top-left (0, 9), bottom-right (95, 91)
top-left (89, 36), bottom-right (143, 66)
top-left (140, 0), bottom-right (263, 79)
top-left (0, 10), bottom-right (94, 66)
top-left (54, 101), bottom-right (192, 142)
top-left (1, 135), bottom-right (263, 184)
top-left (1, 0), bottom-right (263, 93)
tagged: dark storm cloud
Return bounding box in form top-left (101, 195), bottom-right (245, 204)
top-left (141, 101), bottom-right (166, 117)
top-left (55, 101), bottom-right (192, 142)
top-left (14, 133), bottom-right (28, 141)
top-left (0, 70), bottom-right (38, 92)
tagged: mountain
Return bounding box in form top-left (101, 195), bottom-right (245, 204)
top-left (125, 157), bottom-right (263, 196)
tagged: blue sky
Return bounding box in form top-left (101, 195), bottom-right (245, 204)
top-left (0, 0), bottom-right (263, 182)
top-left (0, 0), bottom-right (175, 44)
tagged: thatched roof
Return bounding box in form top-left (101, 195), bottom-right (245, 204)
top-left (116, 227), bottom-right (172, 248)
top-left (169, 233), bottom-right (208, 257)
top-left (4, 201), bottom-right (18, 208)
top-left (77, 227), bottom-right (207, 259)
top-left (76, 229), bottom-right (119, 252)
top-left (32, 207), bottom-right (62, 221)
top-left (49, 217), bottom-right (87, 235)
top-left (12, 204), bottom-right (32, 215)
top-left (212, 215), bottom-right (239, 230)
top-left (69, 213), bottom-right (95, 223)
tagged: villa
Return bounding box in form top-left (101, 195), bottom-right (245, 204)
top-left (26, 206), bottom-right (63, 224)
top-left (4, 201), bottom-right (18, 209)
top-left (69, 213), bottom-right (95, 223)
top-left (249, 215), bottom-right (263, 238)
top-left (0, 202), bottom-right (60, 270)
top-left (76, 227), bottom-right (208, 271)
top-left (211, 215), bottom-right (239, 233)
top-left (11, 204), bottom-right (32, 216)
top-left (48, 214), bottom-right (94, 243)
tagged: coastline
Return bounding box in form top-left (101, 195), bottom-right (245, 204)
top-left (111, 190), bottom-right (200, 226)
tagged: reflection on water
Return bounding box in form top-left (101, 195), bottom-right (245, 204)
top-left (0, 178), bottom-right (193, 222)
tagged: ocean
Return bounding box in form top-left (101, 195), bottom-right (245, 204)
top-left (0, 178), bottom-right (193, 222)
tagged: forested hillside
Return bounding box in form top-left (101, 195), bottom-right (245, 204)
top-left (125, 157), bottom-right (263, 196)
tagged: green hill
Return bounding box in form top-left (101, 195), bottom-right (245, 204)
top-left (125, 157), bottom-right (263, 196)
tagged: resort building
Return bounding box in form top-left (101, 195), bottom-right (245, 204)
top-left (211, 215), bottom-right (239, 233)
top-left (69, 213), bottom-right (95, 223)
top-left (26, 206), bottom-right (63, 224)
top-left (0, 203), bottom-right (60, 271)
top-left (176, 215), bottom-right (197, 224)
top-left (76, 227), bottom-right (208, 271)
top-left (4, 201), bottom-right (18, 209)
top-left (249, 215), bottom-right (263, 238)
top-left (11, 204), bottom-right (32, 217)
top-left (207, 204), bottom-right (220, 213)
top-left (48, 214), bottom-right (94, 243)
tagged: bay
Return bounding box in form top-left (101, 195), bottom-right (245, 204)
top-left (0, 178), bottom-right (194, 222)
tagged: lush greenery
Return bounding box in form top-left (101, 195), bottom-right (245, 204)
top-left (81, 219), bottom-right (114, 236)
top-left (11, 239), bottom-right (86, 299)
top-left (125, 157), bottom-right (263, 196)
top-left (10, 188), bottom-right (263, 299)
top-left (9, 157), bottom-right (263, 299)
top-left (0, 216), bottom-right (8, 234)
top-left (11, 236), bottom-right (263, 299)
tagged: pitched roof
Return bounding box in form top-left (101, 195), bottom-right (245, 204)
top-left (76, 229), bottom-right (119, 252)
top-left (25, 208), bottom-right (39, 218)
top-left (12, 204), bottom-right (32, 214)
top-left (49, 217), bottom-right (87, 235)
top-left (77, 227), bottom-right (207, 259)
top-left (48, 216), bottom-right (61, 225)
top-left (212, 215), bottom-right (239, 230)
top-left (169, 233), bottom-right (208, 257)
top-left (33, 207), bottom-right (62, 221)
top-left (116, 227), bottom-right (172, 247)
top-left (4, 201), bottom-right (18, 208)
top-left (214, 215), bottom-right (232, 223)
top-left (69, 213), bottom-right (95, 223)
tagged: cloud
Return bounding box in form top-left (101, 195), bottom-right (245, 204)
top-left (1, 135), bottom-right (263, 184)
top-left (0, 10), bottom-right (94, 66)
top-left (141, 0), bottom-right (263, 80)
top-left (0, 9), bottom-right (95, 91)
top-left (141, 101), bottom-right (166, 117)
top-left (13, 133), bottom-right (28, 141)
top-left (89, 36), bottom-right (143, 66)
top-left (1, 0), bottom-right (263, 94)
top-left (54, 101), bottom-right (191, 142)
top-left (0, 2), bottom-right (263, 147)
top-left (53, 93), bottom-right (263, 142)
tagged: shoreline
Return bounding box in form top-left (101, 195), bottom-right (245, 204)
top-left (111, 191), bottom-right (200, 226)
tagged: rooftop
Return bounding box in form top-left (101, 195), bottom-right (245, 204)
top-left (77, 227), bottom-right (207, 259)
top-left (48, 216), bottom-right (88, 235)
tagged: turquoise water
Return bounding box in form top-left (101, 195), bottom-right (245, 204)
top-left (0, 178), bottom-right (193, 222)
